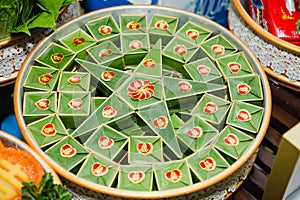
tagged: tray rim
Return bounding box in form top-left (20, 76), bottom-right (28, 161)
top-left (13, 5), bottom-right (272, 199)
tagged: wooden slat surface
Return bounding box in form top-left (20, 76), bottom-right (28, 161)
top-left (229, 81), bottom-right (300, 200)
top-left (263, 127), bottom-right (282, 152)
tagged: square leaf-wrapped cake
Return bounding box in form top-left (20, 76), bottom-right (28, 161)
top-left (57, 72), bottom-right (90, 92)
top-left (184, 58), bottom-right (223, 84)
top-left (23, 66), bottom-right (60, 91)
top-left (201, 35), bottom-right (238, 60)
top-left (27, 115), bottom-right (68, 147)
top-left (129, 136), bottom-right (163, 164)
top-left (59, 29), bottom-right (96, 53)
top-left (77, 154), bottom-right (119, 187)
top-left (176, 21), bottom-right (212, 45)
top-left (119, 14), bottom-right (147, 34)
top-left (214, 125), bottom-right (254, 160)
top-left (23, 92), bottom-right (57, 123)
top-left (191, 93), bottom-right (231, 130)
top-left (149, 15), bottom-right (178, 45)
top-left (85, 125), bottom-right (128, 160)
top-left (118, 165), bottom-right (153, 191)
top-left (154, 160), bottom-right (192, 190)
top-left (226, 101), bottom-right (264, 133)
top-left (85, 15), bottom-right (120, 42)
top-left (187, 146), bottom-right (230, 181)
top-left (45, 136), bottom-right (89, 171)
top-left (216, 52), bottom-right (254, 79)
top-left (35, 43), bottom-right (76, 70)
top-left (87, 41), bottom-right (125, 69)
top-left (58, 91), bottom-right (91, 128)
top-left (228, 74), bottom-right (263, 102)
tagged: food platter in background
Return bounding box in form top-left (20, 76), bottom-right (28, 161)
top-left (0, 130), bottom-right (61, 199)
top-left (229, 0), bottom-right (300, 92)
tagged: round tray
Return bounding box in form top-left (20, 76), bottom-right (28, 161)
top-left (14, 5), bottom-right (272, 199)
top-left (0, 130), bottom-right (61, 183)
top-left (229, 0), bottom-right (300, 92)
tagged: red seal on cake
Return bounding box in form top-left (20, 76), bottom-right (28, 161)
top-left (137, 142), bottom-right (153, 155)
top-left (224, 134), bottom-right (239, 146)
top-left (60, 144), bottom-right (77, 158)
top-left (35, 99), bottom-right (50, 110)
top-left (38, 74), bottom-right (53, 85)
top-left (129, 40), bottom-right (143, 50)
top-left (99, 136), bottom-right (114, 149)
top-left (101, 71), bottom-right (115, 81)
top-left (98, 25), bottom-right (113, 35)
top-left (50, 53), bottom-right (64, 63)
top-left (68, 98), bottom-right (82, 109)
top-left (155, 20), bottom-right (168, 30)
top-left (186, 29), bottom-right (199, 40)
top-left (178, 81), bottom-right (192, 92)
top-left (41, 123), bottom-right (56, 137)
top-left (237, 83), bottom-right (251, 95)
top-left (99, 49), bottom-right (113, 58)
top-left (200, 157), bottom-right (216, 171)
top-left (187, 127), bottom-right (202, 138)
top-left (228, 62), bottom-right (241, 73)
top-left (142, 59), bottom-right (156, 68)
top-left (92, 162), bottom-right (108, 176)
top-left (197, 65), bottom-right (211, 76)
top-left (237, 109), bottom-right (251, 122)
top-left (174, 45), bottom-right (187, 55)
top-left (203, 102), bottom-right (218, 114)
top-left (68, 75), bottom-right (81, 85)
top-left (165, 169), bottom-right (182, 183)
top-left (211, 44), bottom-right (225, 55)
top-left (102, 106), bottom-right (117, 118)
top-left (153, 116), bottom-right (168, 129)
top-left (127, 21), bottom-right (141, 30)
top-left (128, 171), bottom-right (145, 184)
top-left (72, 37), bottom-right (85, 46)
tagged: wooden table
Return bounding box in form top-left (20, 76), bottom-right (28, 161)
top-left (229, 80), bottom-right (300, 200)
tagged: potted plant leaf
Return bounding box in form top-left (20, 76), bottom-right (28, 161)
top-left (0, 0), bottom-right (77, 40)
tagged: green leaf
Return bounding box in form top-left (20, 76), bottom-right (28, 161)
top-left (21, 172), bottom-right (73, 200)
top-left (37, 0), bottom-right (65, 19)
top-left (296, 19), bottom-right (300, 34)
top-left (21, 181), bottom-right (38, 200)
top-left (0, 0), bottom-right (77, 37)
top-left (27, 12), bottom-right (57, 30)
top-left (63, 0), bottom-right (78, 5)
